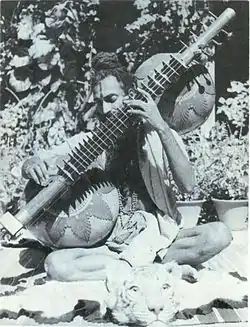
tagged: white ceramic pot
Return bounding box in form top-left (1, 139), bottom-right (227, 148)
top-left (176, 200), bottom-right (205, 229)
top-left (212, 198), bottom-right (248, 231)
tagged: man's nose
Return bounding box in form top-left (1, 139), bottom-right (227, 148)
top-left (148, 303), bottom-right (164, 316)
top-left (102, 102), bottom-right (112, 114)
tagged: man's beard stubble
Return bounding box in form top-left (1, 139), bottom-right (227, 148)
top-left (105, 125), bottom-right (138, 173)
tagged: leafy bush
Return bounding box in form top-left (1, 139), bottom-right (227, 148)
top-left (1, 0), bottom-right (99, 149)
top-left (0, 0), bottom-right (100, 212)
top-left (217, 81), bottom-right (249, 132)
top-left (117, 0), bottom-right (213, 69)
top-left (209, 80), bottom-right (249, 199)
top-left (174, 80), bottom-right (249, 201)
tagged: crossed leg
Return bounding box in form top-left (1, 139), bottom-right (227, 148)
top-left (45, 222), bottom-right (232, 282)
top-left (162, 221), bottom-right (232, 265)
top-left (44, 245), bottom-right (119, 282)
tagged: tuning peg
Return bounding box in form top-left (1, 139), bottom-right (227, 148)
top-left (208, 11), bottom-right (218, 20)
top-left (179, 40), bottom-right (188, 51)
top-left (208, 11), bottom-right (233, 40)
top-left (190, 31), bottom-right (199, 39)
top-left (212, 39), bottom-right (223, 46)
top-left (221, 29), bottom-right (233, 39)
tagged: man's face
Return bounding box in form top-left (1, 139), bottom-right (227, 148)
top-left (93, 75), bottom-right (125, 119)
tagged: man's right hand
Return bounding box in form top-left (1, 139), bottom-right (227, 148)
top-left (22, 156), bottom-right (49, 185)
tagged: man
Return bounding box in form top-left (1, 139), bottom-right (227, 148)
top-left (22, 52), bottom-right (232, 281)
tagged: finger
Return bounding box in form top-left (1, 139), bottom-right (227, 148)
top-left (39, 160), bottom-right (49, 180)
top-left (137, 86), bottom-right (152, 101)
top-left (29, 168), bottom-right (40, 185)
top-left (34, 166), bottom-right (47, 183)
top-left (123, 99), bottom-right (146, 110)
top-left (127, 109), bottom-right (148, 118)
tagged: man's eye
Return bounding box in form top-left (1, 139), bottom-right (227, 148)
top-left (162, 283), bottom-right (170, 290)
top-left (129, 285), bottom-right (140, 292)
top-left (108, 95), bottom-right (118, 103)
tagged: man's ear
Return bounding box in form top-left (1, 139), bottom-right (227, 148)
top-left (105, 259), bottom-right (132, 293)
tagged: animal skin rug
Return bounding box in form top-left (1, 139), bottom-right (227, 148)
top-left (0, 265), bottom-right (247, 326)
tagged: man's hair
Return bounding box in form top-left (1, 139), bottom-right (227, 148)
top-left (91, 52), bottom-right (133, 92)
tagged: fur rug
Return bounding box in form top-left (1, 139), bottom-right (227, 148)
top-left (0, 232), bottom-right (248, 326)
top-left (0, 265), bottom-right (247, 325)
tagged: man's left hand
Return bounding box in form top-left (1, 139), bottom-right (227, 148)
top-left (123, 87), bottom-right (165, 131)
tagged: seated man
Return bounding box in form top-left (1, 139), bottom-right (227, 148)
top-left (21, 52), bottom-right (232, 281)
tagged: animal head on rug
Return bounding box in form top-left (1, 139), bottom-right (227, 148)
top-left (103, 260), bottom-right (192, 327)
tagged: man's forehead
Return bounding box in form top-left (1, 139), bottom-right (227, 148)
top-left (94, 75), bottom-right (124, 97)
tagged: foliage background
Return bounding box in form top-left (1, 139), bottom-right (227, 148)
top-left (0, 0), bottom-right (249, 220)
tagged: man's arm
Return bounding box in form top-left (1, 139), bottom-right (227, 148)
top-left (22, 132), bottom-right (90, 185)
top-left (155, 122), bottom-right (195, 193)
top-left (124, 88), bottom-right (195, 193)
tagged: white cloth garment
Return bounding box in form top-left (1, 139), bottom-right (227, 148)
top-left (127, 125), bottom-right (188, 265)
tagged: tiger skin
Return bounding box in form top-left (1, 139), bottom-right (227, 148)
top-left (104, 260), bottom-right (198, 327)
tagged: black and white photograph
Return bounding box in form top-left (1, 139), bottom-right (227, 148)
top-left (0, 0), bottom-right (248, 326)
